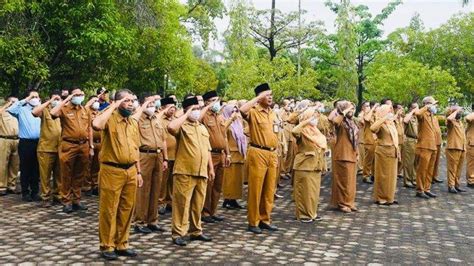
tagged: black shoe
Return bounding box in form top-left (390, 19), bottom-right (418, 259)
top-left (448, 187), bottom-right (458, 193)
top-left (72, 202), bottom-right (88, 211)
top-left (190, 234), bottom-right (212, 242)
top-left (455, 187), bottom-right (466, 193)
top-left (92, 188), bottom-right (99, 196)
top-left (248, 226), bottom-right (262, 234)
top-left (300, 219), bottom-right (313, 223)
top-left (467, 184), bottom-right (474, 188)
top-left (22, 194), bottom-right (32, 202)
top-left (134, 225), bottom-right (152, 234)
top-left (258, 222), bottom-right (279, 231)
top-left (363, 179), bottom-right (373, 184)
top-left (415, 192), bottom-right (430, 199)
top-left (52, 197), bottom-right (62, 205)
top-left (222, 200), bottom-right (235, 210)
top-left (231, 200), bottom-right (244, 209)
top-left (84, 190), bottom-right (93, 197)
top-left (403, 183), bottom-right (415, 188)
top-left (31, 194), bottom-right (42, 202)
top-left (63, 204), bottom-right (73, 213)
top-left (425, 191), bottom-right (437, 198)
top-left (397, 175), bottom-right (403, 179)
top-left (147, 224), bottom-right (165, 232)
top-left (6, 188), bottom-right (19, 194)
top-left (432, 178), bottom-right (443, 184)
top-left (115, 248), bottom-right (137, 257)
top-left (370, 175), bottom-right (375, 182)
top-left (173, 237), bottom-right (187, 246)
top-left (314, 216), bottom-right (323, 221)
top-left (212, 215), bottom-right (224, 222)
top-left (201, 216), bottom-right (215, 223)
top-left (0, 190), bottom-right (7, 196)
top-left (101, 251), bottom-right (118, 260)
top-left (165, 204), bottom-right (172, 212)
top-left (158, 206), bottom-right (167, 215)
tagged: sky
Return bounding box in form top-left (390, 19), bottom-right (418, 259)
top-left (206, 0), bottom-right (473, 51)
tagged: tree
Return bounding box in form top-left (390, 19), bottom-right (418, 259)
top-left (365, 52), bottom-right (461, 106)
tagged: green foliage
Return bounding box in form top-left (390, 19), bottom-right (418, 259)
top-left (365, 52), bottom-right (461, 106)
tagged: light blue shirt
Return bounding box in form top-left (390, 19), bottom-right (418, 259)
top-left (7, 100), bottom-right (41, 139)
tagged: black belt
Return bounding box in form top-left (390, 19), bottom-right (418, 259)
top-left (250, 143), bottom-right (276, 151)
top-left (139, 148), bottom-right (162, 154)
top-left (211, 148), bottom-right (224, 153)
top-left (0, 135), bottom-right (18, 140)
top-left (406, 136), bottom-right (417, 139)
top-left (63, 139), bottom-right (88, 145)
top-left (103, 162), bottom-right (136, 170)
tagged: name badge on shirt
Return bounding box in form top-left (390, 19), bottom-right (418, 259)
top-left (273, 122), bottom-right (280, 133)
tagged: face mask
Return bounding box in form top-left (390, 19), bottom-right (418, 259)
top-left (211, 101), bottom-right (221, 113)
top-left (145, 107), bottom-right (156, 116)
top-left (429, 106), bottom-right (437, 114)
top-left (132, 100), bottom-right (139, 109)
top-left (309, 118), bottom-right (318, 126)
top-left (155, 100), bottom-right (161, 108)
top-left (318, 107), bottom-right (325, 113)
top-left (289, 103), bottom-right (295, 109)
top-left (387, 113), bottom-right (395, 120)
top-left (91, 102), bottom-right (100, 110)
top-left (71, 96), bottom-right (84, 105)
top-left (51, 100), bottom-right (60, 108)
top-left (118, 107), bottom-right (133, 117)
top-left (29, 98), bottom-right (41, 107)
top-left (189, 110), bottom-right (201, 121)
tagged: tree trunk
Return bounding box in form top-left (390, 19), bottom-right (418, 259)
top-left (269, 0), bottom-right (276, 61)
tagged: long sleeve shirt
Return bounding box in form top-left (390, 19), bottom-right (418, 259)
top-left (7, 100), bottom-right (41, 139)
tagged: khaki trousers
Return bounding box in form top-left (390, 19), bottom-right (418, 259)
top-left (430, 145), bottom-right (442, 180)
top-left (246, 147), bottom-right (278, 226)
top-left (83, 144), bottom-right (101, 191)
top-left (98, 163), bottom-right (137, 252)
top-left (415, 148), bottom-right (437, 193)
top-left (134, 152), bottom-right (163, 226)
top-left (362, 144), bottom-right (375, 179)
top-left (402, 138), bottom-right (417, 184)
top-left (223, 162), bottom-right (244, 199)
top-left (158, 160), bottom-right (174, 205)
top-left (202, 153), bottom-right (224, 217)
top-left (284, 141), bottom-right (296, 174)
top-left (59, 141), bottom-right (89, 205)
top-left (294, 170), bottom-right (321, 220)
top-left (38, 151), bottom-right (60, 201)
top-left (446, 149), bottom-right (465, 188)
top-left (357, 143), bottom-right (365, 173)
top-left (467, 145), bottom-right (474, 185)
top-left (0, 138), bottom-right (19, 191)
top-left (172, 174), bottom-right (207, 239)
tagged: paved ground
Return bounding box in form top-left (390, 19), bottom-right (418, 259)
top-left (1, 158), bottom-right (474, 264)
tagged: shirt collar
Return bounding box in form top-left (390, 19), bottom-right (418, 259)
top-left (256, 103), bottom-right (271, 113)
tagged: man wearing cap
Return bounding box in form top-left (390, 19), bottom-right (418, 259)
top-left (32, 91), bottom-right (62, 207)
top-left (133, 95), bottom-right (169, 234)
top-left (168, 96), bottom-right (215, 246)
top-left (50, 86), bottom-right (92, 213)
top-left (158, 97), bottom-right (178, 215)
top-left (0, 96), bottom-right (19, 196)
top-left (240, 83), bottom-right (279, 234)
top-left (97, 87), bottom-right (110, 111)
top-left (414, 96), bottom-right (439, 199)
top-left (93, 89), bottom-right (143, 260)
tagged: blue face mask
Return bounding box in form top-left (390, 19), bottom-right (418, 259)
top-left (211, 101), bottom-right (221, 113)
top-left (155, 99), bottom-right (161, 108)
top-left (429, 106), bottom-right (437, 114)
top-left (71, 96), bottom-right (84, 105)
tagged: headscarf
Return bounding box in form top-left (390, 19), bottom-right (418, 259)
top-left (222, 104), bottom-right (247, 157)
top-left (337, 101), bottom-right (359, 150)
top-left (299, 108), bottom-right (326, 149)
top-left (376, 104), bottom-right (398, 147)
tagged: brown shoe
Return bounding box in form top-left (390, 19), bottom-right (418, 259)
top-left (340, 206), bottom-right (352, 213)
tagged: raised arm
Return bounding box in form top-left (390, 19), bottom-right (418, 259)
top-left (167, 106), bottom-right (195, 136)
top-left (403, 107), bottom-right (418, 124)
top-left (447, 108), bottom-right (462, 122)
top-left (0, 100), bottom-right (14, 114)
top-left (92, 97), bottom-right (128, 131)
top-left (50, 94), bottom-right (73, 118)
top-left (239, 91), bottom-right (270, 115)
top-left (32, 95), bottom-right (60, 117)
top-left (370, 115), bottom-right (390, 133)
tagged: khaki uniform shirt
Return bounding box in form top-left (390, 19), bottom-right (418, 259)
top-left (332, 115), bottom-right (358, 162)
top-left (88, 108), bottom-right (101, 142)
top-left (37, 107), bottom-right (61, 152)
top-left (172, 121), bottom-right (211, 178)
top-left (292, 126), bottom-right (325, 171)
top-left (138, 113), bottom-right (166, 150)
top-left (100, 111), bottom-right (139, 164)
top-left (371, 119), bottom-right (399, 157)
top-left (404, 116), bottom-right (418, 139)
top-left (363, 115), bottom-right (376, 145)
top-left (447, 119), bottom-right (466, 151)
top-left (160, 115), bottom-right (177, 161)
top-left (0, 112), bottom-right (18, 136)
top-left (466, 119), bottom-right (474, 147)
top-left (202, 110), bottom-right (227, 150)
top-left (245, 104), bottom-right (278, 149)
top-left (416, 108), bottom-right (438, 151)
top-left (394, 117), bottom-right (405, 144)
top-left (56, 104), bottom-right (90, 140)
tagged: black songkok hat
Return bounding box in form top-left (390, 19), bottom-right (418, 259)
top-left (182, 96), bottom-right (199, 109)
top-left (202, 90), bottom-right (218, 101)
top-left (161, 97), bottom-right (176, 106)
top-left (254, 83), bottom-right (271, 96)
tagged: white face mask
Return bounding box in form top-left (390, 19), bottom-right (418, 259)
top-left (144, 106), bottom-right (156, 116)
top-left (189, 110), bottom-right (201, 121)
top-left (29, 98), bottom-right (41, 107)
top-left (71, 96), bottom-right (84, 105)
top-left (132, 100), bottom-right (139, 109)
top-left (211, 101), bottom-right (221, 113)
top-left (309, 118), bottom-right (318, 126)
top-left (91, 101), bottom-right (100, 110)
top-left (51, 100), bottom-right (60, 108)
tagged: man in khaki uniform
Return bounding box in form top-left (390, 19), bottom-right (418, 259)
top-left (394, 103), bottom-right (405, 178)
top-left (83, 96), bottom-right (101, 196)
top-left (93, 89), bottom-right (143, 260)
top-left (200, 90), bottom-right (230, 223)
top-left (414, 96), bottom-right (439, 199)
top-left (431, 112), bottom-right (443, 184)
top-left (445, 106), bottom-right (466, 193)
top-left (362, 102), bottom-right (378, 184)
top-left (133, 95), bottom-right (168, 234)
top-left (240, 83), bottom-right (279, 234)
top-left (158, 97), bottom-right (178, 214)
top-left (402, 102), bottom-right (419, 188)
top-left (0, 96), bottom-right (19, 196)
top-left (466, 111), bottom-right (474, 188)
top-left (32, 92), bottom-right (62, 207)
top-left (168, 96), bottom-right (214, 246)
top-left (51, 87), bottom-right (92, 213)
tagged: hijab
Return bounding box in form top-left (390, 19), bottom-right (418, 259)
top-left (222, 104), bottom-right (247, 157)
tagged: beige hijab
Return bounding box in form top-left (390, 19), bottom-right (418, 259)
top-left (376, 104), bottom-right (399, 147)
top-left (299, 108), bottom-right (327, 149)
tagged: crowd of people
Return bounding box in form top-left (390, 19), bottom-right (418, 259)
top-left (0, 83), bottom-right (473, 260)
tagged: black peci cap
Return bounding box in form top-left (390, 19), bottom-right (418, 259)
top-left (202, 90), bottom-right (218, 101)
top-left (161, 97), bottom-right (176, 106)
top-left (254, 83), bottom-right (270, 96)
top-left (182, 96), bottom-right (199, 109)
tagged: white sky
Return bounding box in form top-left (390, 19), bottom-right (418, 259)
top-left (206, 0), bottom-right (473, 51)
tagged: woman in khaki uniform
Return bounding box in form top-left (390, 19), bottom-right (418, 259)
top-left (370, 104), bottom-right (399, 205)
top-left (445, 106), bottom-right (466, 193)
top-left (466, 112), bottom-right (474, 187)
top-left (330, 101), bottom-right (359, 213)
top-left (222, 104), bottom-right (247, 209)
top-left (292, 108), bottom-right (327, 222)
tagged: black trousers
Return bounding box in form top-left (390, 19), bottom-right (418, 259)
top-left (18, 138), bottom-right (40, 197)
